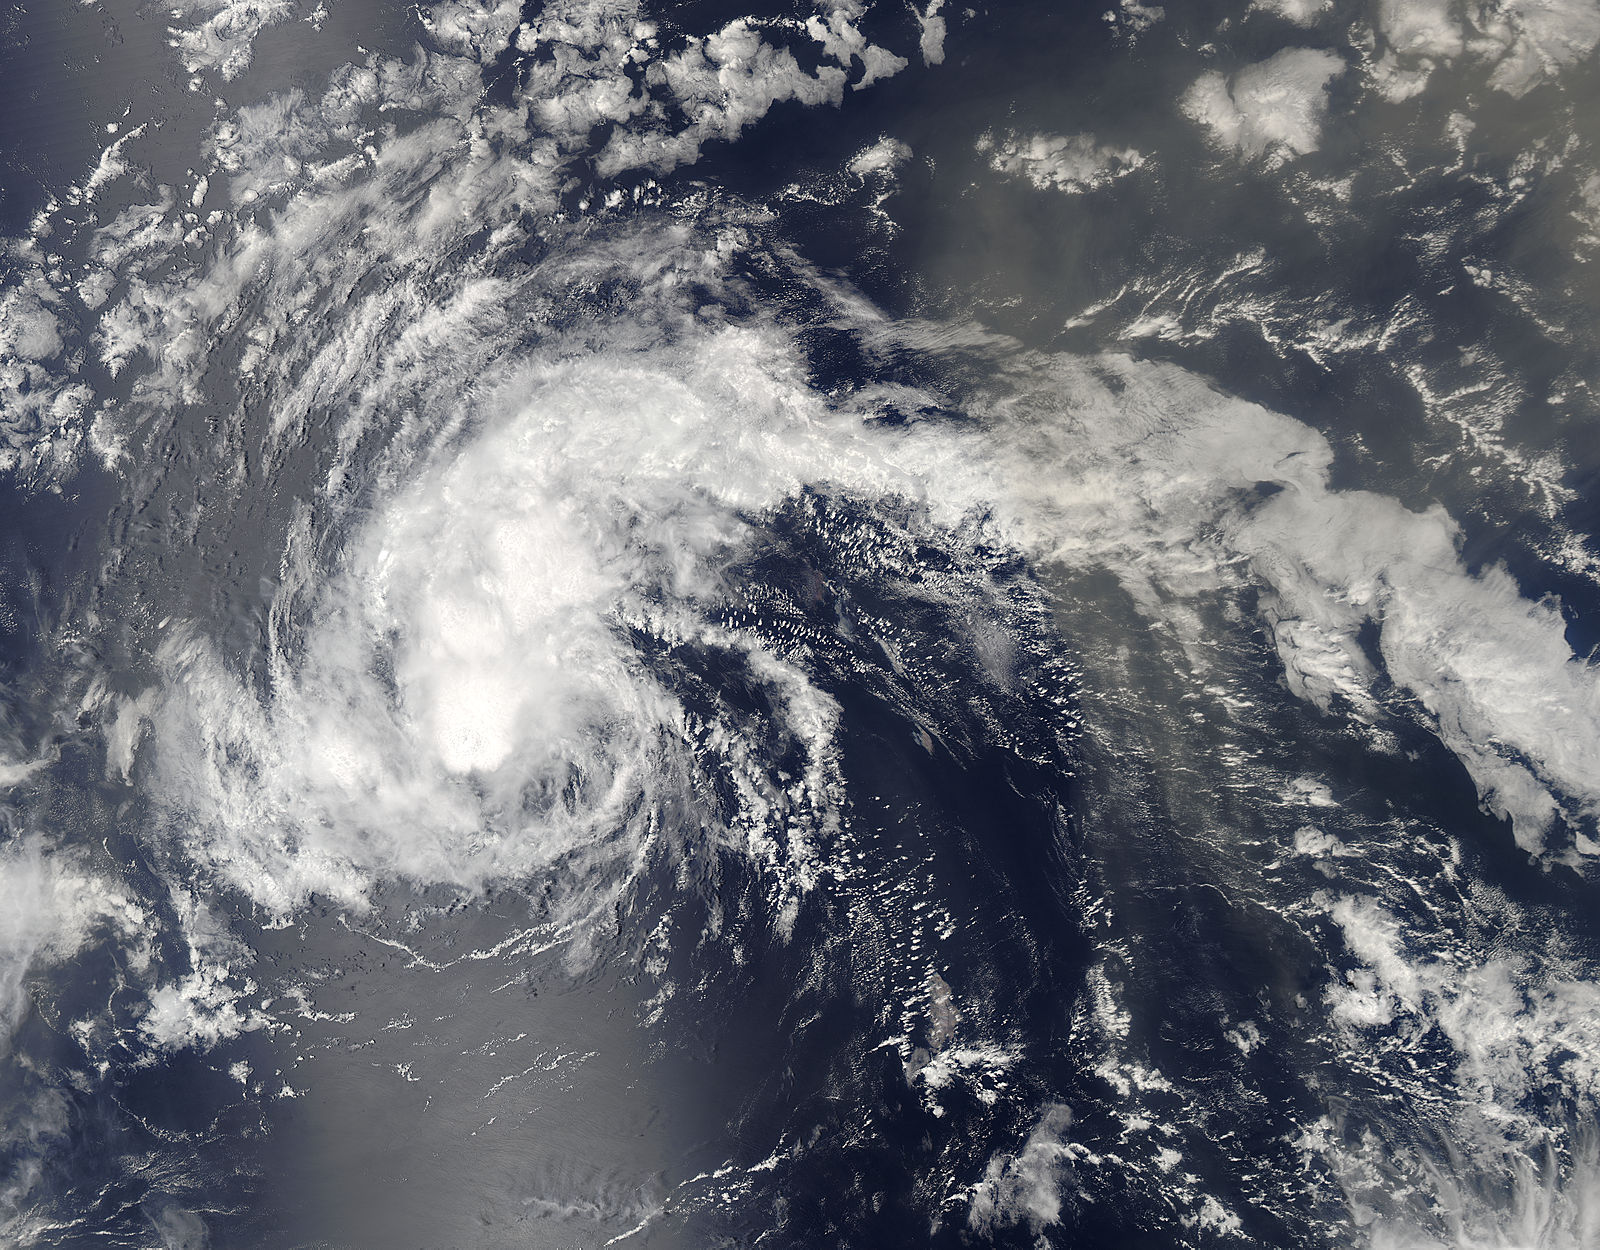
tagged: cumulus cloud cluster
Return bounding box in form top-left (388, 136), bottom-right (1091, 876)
top-left (977, 130), bottom-right (1145, 193)
top-left (1369, 0), bottom-right (1600, 99)
top-left (525, 0), bottom-right (925, 179)
top-left (166, 0), bottom-right (298, 83)
top-left (1323, 890), bottom-right (1600, 1248)
top-left (1181, 47), bottom-right (1345, 162)
top-left (967, 1103), bottom-right (1078, 1235)
top-left (0, 840), bottom-right (148, 1049)
top-left (1252, 0), bottom-right (1331, 25)
top-left (0, 832), bottom-right (265, 1233)
top-left (0, 261), bottom-right (92, 481)
top-left (3, 0), bottom-right (947, 488)
top-left (979, 352), bottom-right (1600, 857)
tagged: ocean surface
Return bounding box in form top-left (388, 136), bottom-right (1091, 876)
top-left (3, 0), bottom-right (1600, 1247)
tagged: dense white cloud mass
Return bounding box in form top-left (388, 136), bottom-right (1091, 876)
top-left (848, 135), bottom-right (913, 177)
top-left (144, 324), bottom-right (935, 915)
top-left (167, 0), bottom-right (298, 83)
top-left (18, 0), bottom-right (1595, 900)
top-left (1182, 47), bottom-right (1345, 161)
top-left (1252, 0), bottom-right (1331, 25)
top-left (1368, 0), bottom-right (1600, 98)
top-left (1480, 0), bottom-right (1600, 95)
top-left (914, 0), bottom-right (947, 65)
top-left (1376, 0), bottom-right (1465, 61)
top-left (123, 269), bottom-right (1600, 922)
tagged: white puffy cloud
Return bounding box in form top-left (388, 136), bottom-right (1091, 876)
top-left (915, 0), bottom-right (947, 65)
top-left (1232, 477), bottom-right (1600, 853)
top-left (75, 123), bottom-right (149, 204)
top-left (807, 2), bottom-right (910, 90)
top-left (848, 136), bottom-right (912, 178)
top-left (1377, 0), bottom-right (1466, 61)
top-left (89, 195), bottom-right (184, 276)
top-left (0, 289), bottom-right (63, 364)
top-left (978, 130), bottom-right (1145, 193)
top-left (414, 0), bottom-right (523, 58)
top-left (1252, 0), bottom-right (1330, 25)
top-left (166, 0), bottom-right (296, 82)
top-left (1368, 0), bottom-right (1600, 98)
top-left (1106, 0), bottom-right (1166, 39)
top-left (514, 0), bottom-right (920, 178)
top-left (0, 259), bottom-right (93, 482)
top-left (1181, 47), bottom-right (1345, 162)
top-left (594, 16), bottom-right (862, 177)
top-left (1480, 0), bottom-right (1600, 96)
top-left (0, 840), bottom-right (252, 1235)
top-left (137, 889), bottom-right (264, 1054)
top-left (4, 0), bottom-right (946, 497)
